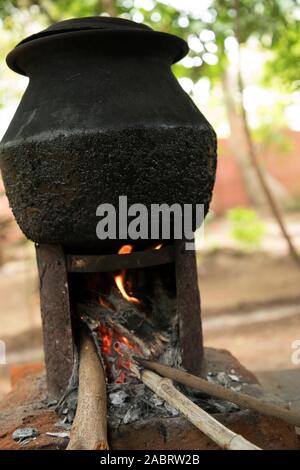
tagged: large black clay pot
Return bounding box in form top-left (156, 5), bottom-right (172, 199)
top-left (0, 17), bottom-right (217, 249)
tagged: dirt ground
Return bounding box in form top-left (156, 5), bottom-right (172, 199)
top-left (199, 249), bottom-right (300, 313)
top-left (198, 249), bottom-right (300, 413)
top-left (198, 249), bottom-right (300, 370)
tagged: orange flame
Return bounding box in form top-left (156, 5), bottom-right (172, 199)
top-left (114, 245), bottom-right (140, 304)
top-left (118, 245), bottom-right (133, 255)
top-left (153, 243), bottom-right (163, 250)
top-left (98, 295), bottom-right (113, 309)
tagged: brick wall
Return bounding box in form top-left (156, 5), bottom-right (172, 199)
top-left (212, 130), bottom-right (300, 215)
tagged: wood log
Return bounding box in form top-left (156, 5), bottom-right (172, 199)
top-left (136, 358), bottom-right (300, 428)
top-left (76, 302), bottom-right (165, 358)
top-left (138, 368), bottom-right (260, 450)
top-left (67, 331), bottom-right (108, 450)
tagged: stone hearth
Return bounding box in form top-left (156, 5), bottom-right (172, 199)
top-left (0, 348), bottom-right (297, 450)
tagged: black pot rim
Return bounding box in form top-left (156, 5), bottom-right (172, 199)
top-left (18, 16), bottom-right (153, 40)
top-left (7, 27), bottom-right (188, 76)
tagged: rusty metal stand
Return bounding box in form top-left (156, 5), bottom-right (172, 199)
top-left (175, 239), bottom-right (203, 376)
top-left (35, 241), bottom-right (203, 398)
top-left (35, 244), bottom-right (74, 399)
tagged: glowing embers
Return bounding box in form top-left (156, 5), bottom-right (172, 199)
top-left (97, 323), bottom-right (142, 384)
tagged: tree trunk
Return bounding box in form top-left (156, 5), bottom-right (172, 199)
top-left (227, 0), bottom-right (299, 264)
top-left (221, 70), bottom-right (288, 208)
top-left (236, 66), bottom-right (299, 264)
top-left (99, 0), bottom-right (117, 16)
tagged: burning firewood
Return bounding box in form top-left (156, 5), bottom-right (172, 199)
top-left (67, 330), bottom-right (108, 450)
top-left (67, 309), bottom-right (259, 450)
top-left (73, 274), bottom-right (260, 450)
top-left (77, 302), bottom-right (166, 359)
top-left (131, 366), bottom-right (260, 450)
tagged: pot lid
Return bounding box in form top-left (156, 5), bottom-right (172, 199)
top-left (7, 16), bottom-right (188, 75)
top-left (17, 16), bottom-right (153, 45)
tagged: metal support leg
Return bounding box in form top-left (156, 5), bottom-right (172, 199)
top-left (36, 244), bottom-right (74, 399)
top-left (175, 238), bottom-right (203, 375)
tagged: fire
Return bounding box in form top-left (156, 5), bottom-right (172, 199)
top-left (97, 324), bottom-right (141, 383)
top-left (117, 245), bottom-right (133, 255)
top-left (99, 324), bottom-right (113, 355)
top-left (114, 245), bottom-right (140, 304)
top-left (98, 295), bottom-right (113, 310)
top-left (153, 243), bottom-right (162, 250)
top-left (114, 273), bottom-right (140, 304)
top-left (95, 243), bottom-right (163, 384)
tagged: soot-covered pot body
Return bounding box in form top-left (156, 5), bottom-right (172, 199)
top-left (0, 17), bottom-right (217, 249)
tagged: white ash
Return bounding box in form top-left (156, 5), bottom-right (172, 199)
top-left (207, 399), bottom-right (240, 413)
top-left (231, 385), bottom-right (242, 392)
top-left (109, 390), bottom-right (129, 406)
top-left (149, 395), bottom-right (164, 407)
top-left (206, 400), bottom-right (230, 414)
top-left (207, 375), bottom-right (217, 384)
top-left (46, 432), bottom-right (70, 439)
top-left (207, 371), bottom-right (217, 377)
top-left (228, 374), bottom-right (240, 382)
top-left (206, 371), bottom-right (243, 388)
top-left (46, 399), bottom-right (58, 407)
top-left (57, 367), bottom-right (244, 428)
top-left (107, 382), bottom-right (185, 426)
top-left (217, 372), bottom-right (231, 387)
top-left (12, 427), bottom-right (39, 443)
top-left (205, 371), bottom-right (243, 407)
top-left (107, 379), bottom-right (241, 427)
top-left (133, 383), bottom-right (146, 397)
top-left (164, 402), bottom-right (179, 416)
top-left (123, 407), bottom-right (141, 425)
top-left (54, 420), bottom-right (72, 431)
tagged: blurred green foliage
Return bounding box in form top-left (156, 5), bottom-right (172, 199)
top-left (227, 207), bottom-right (266, 248)
top-left (0, 0), bottom-right (298, 82)
top-left (0, 1), bottom-right (299, 153)
top-left (264, 4), bottom-right (300, 92)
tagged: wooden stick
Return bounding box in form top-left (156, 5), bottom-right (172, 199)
top-left (139, 368), bottom-right (260, 450)
top-left (77, 302), bottom-right (164, 358)
top-left (136, 358), bottom-right (300, 427)
top-left (67, 331), bottom-right (109, 450)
